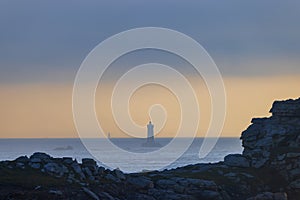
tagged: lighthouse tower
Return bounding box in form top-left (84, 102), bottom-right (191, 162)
top-left (147, 121), bottom-right (154, 143)
top-left (142, 121), bottom-right (161, 147)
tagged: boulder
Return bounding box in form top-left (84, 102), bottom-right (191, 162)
top-left (43, 162), bottom-right (68, 177)
top-left (289, 179), bottom-right (300, 189)
top-left (82, 158), bottom-right (96, 167)
top-left (105, 173), bottom-right (120, 183)
top-left (71, 161), bottom-right (86, 180)
top-left (30, 152), bottom-right (51, 160)
top-left (82, 167), bottom-right (95, 181)
top-left (148, 188), bottom-right (185, 200)
top-left (127, 176), bottom-right (154, 189)
top-left (251, 158), bottom-right (268, 168)
top-left (63, 157), bottom-right (73, 164)
top-left (131, 193), bottom-right (156, 200)
top-left (247, 192), bottom-right (287, 200)
top-left (15, 156), bottom-right (29, 163)
top-left (82, 187), bottom-right (99, 200)
top-left (191, 190), bottom-right (221, 200)
top-left (156, 179), bottom-right (176, 189)
top-left (30, 163), bottom-right (41, 169)
top-left (224, 154), bottom-right (250, 168)
top-left (30, 158), bottom-right (42, 163)
top-left (113, 168), bottom-right (126, 180)
top-left (98, 192), bottom-right (115, 200)
top-left (185, 178), bottom-right (218, 190)
top-left (48, 189), bottom-right (63, 196)
top-left (15, 162), bottom-right (25, 168)
top-left (82, 158), bottom-right (97, 173)
top-left (95, 166), bottom-right (105, 175)
top-left (286, 152), bottom-right (300, 158)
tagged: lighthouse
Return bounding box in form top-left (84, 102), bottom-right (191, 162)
top-left (147, 121), bottom-right (154, 143)
top-left (142, 121), bottom-right (161, 147)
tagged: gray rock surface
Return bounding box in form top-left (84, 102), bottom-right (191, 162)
top-left (71, 161), bottom-right (86, 180)
top-left (127, 176), bottom-right (154, 189)
top-left (30, 162), bottom-right (41, 169)
top-left (30, 152), bottom-right (51, 160)
top-left (105, 173), bottom-right (121, 183)
top-left (224, 154), bottom-right (250, 167)
top-left (247, 192), bottom-right (287, 200)
top-left (43, 162), bottom-right (68, 177)
top-left (114, 168), bottom-right (126, 180)
top-left (82, 187), bottom-right (99, 200)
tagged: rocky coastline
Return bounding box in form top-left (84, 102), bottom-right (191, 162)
top-left (0, 98), bottom-right (299, 200)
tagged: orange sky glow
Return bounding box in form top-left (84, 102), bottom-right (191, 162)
top-left (1, 75), bottom-right (299, 138)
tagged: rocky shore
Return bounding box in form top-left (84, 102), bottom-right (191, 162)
top-left (0, 98), bottom-right (299, 200)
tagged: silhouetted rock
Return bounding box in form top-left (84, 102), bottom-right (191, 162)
top-left (270, 98), bottom-right (300, 117)
top-left (62, 157), bottom-right (73, 164)
top-left (240, 97), bottom-right (300, 199)
top-left (15, 156), bottom-right (29, 163)
top-left (30, 152), bottom-right (51, 160)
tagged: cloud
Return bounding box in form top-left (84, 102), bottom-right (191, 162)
top-left (0, 0), bottom-right (300, 84)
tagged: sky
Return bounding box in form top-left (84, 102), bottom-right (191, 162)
top-left (0, 0), bottom-right (300, 138)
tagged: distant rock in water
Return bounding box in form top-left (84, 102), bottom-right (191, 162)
top-left (141, 141), bottom-right (162, 147)
top-left (53, 145), bottom-right (73, 151)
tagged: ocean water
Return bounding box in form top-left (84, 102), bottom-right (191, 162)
top-left (0, 138), bottom-right (242, 173)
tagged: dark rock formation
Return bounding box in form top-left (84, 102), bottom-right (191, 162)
top-left (241, 98), bottom-right (300, 194)
top-left (0, 97), bottom-right (299, 200)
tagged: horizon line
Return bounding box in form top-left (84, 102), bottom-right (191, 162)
top-left (0, 137), bottom-right (241, 139)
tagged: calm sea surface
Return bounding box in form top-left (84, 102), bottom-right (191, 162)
top-left (0, 138), bottom-right (242, 173)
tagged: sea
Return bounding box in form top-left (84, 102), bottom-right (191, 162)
top-left (0, 138), bottom-right (242, 173)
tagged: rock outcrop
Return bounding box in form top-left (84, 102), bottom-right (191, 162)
top-left (241, 98), bottom-right (300, 191)
top-left (0, 97), bottom-right (299, 200)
